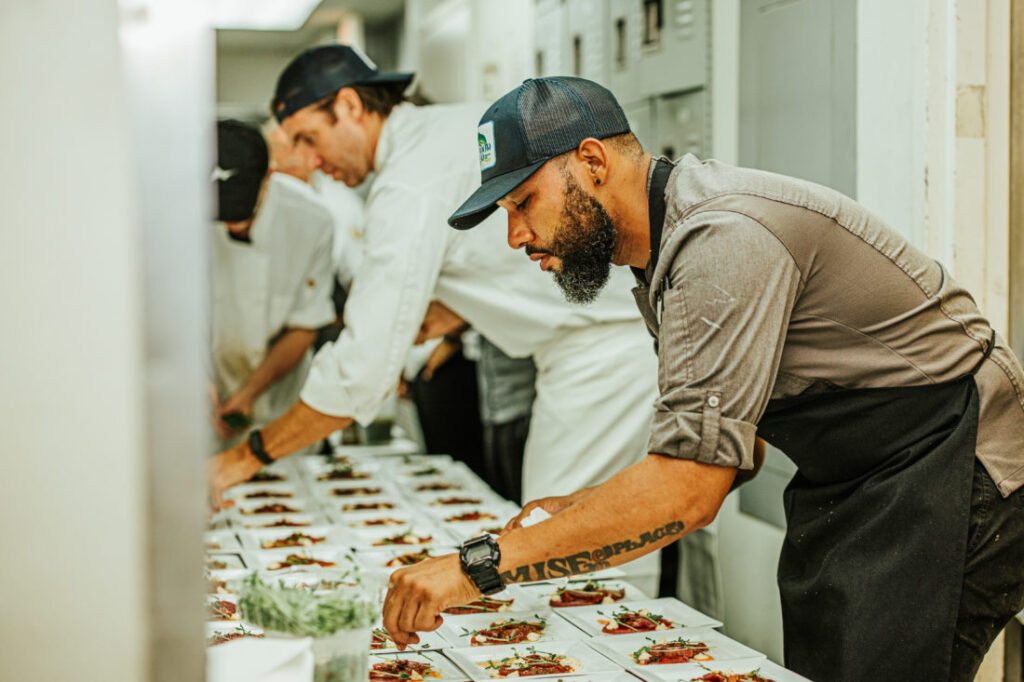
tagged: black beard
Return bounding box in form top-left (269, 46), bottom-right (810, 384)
top-left (549, 174), bottom-right (617, 304)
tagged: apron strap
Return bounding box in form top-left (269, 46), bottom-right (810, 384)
top-left (647, 158), bottom-right (675, 272)
top-left (970, 329), bottom-right (997, 376)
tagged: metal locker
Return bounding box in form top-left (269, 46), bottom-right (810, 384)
top-left (533, 0), bottom-right (567, 77)
top-left (654, 87), bottom-right (708, 160)
top-left (564, 0), bottom-right (610, 84)
top-left (637, 0), bottom-right (709, 98)
top-left (605, 0), bottom-right (644, 103)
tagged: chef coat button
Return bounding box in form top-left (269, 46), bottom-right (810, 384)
top-left (707, 395), bottom-right (720, 408)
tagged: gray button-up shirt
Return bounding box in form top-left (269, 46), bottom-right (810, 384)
top-left (635, 155), bottom-right (1024, 497)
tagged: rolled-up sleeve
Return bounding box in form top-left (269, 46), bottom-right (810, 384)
top-left (300, 183), bottom-right (451, 424)
top-left (649, 211), bottom-right (802, 469)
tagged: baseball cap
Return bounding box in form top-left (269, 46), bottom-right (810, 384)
top-left (214, 120), bottom-right (269, 223)
top-left (272, 44), bottom-right (414, 123)
top-left (447, 77), bottom-right (630, 230)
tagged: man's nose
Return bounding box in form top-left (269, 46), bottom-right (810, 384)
top-left (507, 213), bottom-right (532, 250)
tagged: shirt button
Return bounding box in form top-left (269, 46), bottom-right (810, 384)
top-left (707, 395), bottom-right (720, 408)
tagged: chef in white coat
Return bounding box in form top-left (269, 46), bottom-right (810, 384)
top-left (210, 120), bottom-right (335, 446)
top-left (206, 48), bottom-right (660, 589)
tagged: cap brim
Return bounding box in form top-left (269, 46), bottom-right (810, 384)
top-left (448, 160), bottom-right (546, 230)
top-left (356, 72), bottom-right (415, 89)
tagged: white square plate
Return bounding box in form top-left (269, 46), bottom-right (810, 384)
top-left (511, 580), bottom-right (648, 611)
top-left (557, 599), bottom-right (722, 636)
top-left (441, 588), bottom-right (522, 616)
top-left (350, 524), bottom-right (454, 549)
top-left (629, 658), bottom-right (811, 682)
top-left (447, 640), bottom-right (621, 680)
top-left (338, 509), bottom-right (417, 530)
top-left (204, 530), bottom-right (242, 552)
top-left (232, 512), bottom-right (327, 529)
top-left (370, 623), bottom-right (450, 653)
top-left (587, 628), bottom-right (763, 669)
top-left (239, 525), bottom-right (348, 551)
top-left (233, 498), bottom-right (317, 517)
top-left (369, 650), bottom-right (470, 682)
top-left (205, 594), bottom-right (240, 623)
top-left (252, 546), bottom-right (354, 573)
top-left (205, 622), bottom-right (265, 647)
top-left (354, 544), bottom-right (456, 574)
top-left (314, 480), bottom-right (400, 499)
top-left (206, 552), bottom-right (247, 571)
top-left (224, 481), bottom-right (305, 502)
top-left (438, 609), bottom-right (586, 648)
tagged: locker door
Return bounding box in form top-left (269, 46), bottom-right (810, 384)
top-left (534, 0), bottom-right (567, 77)
top-left (739, 0), bottom-right (856, 195)
top-left (565, 0), bottom-right (610, 84)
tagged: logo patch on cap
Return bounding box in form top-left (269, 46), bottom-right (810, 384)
top-left (477, 121), bottom-right (496, 171)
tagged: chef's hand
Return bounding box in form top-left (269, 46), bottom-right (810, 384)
top-left (421, 337), bottom-right (461, 381)
top-left (382, 553), bottom-right (480, 649)
top-left (415, 301), bottom-right (466, 345)
top-left (207, 443), bottom-right (262, 512)
top-left (218, 390), bottom-right (254, 427)
top-left (209, 385), bottom-right (234, 440)
top-left (501, 487), bottom-right (595, 534)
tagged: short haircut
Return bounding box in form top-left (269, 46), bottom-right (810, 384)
top-left (314, 82), bottom-right (409, 122)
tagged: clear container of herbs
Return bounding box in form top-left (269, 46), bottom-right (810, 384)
top-left (239, 570), bottom-right (381, 682)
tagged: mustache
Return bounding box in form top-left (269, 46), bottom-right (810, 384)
top-left (524, 245), bottom-right (554, 257)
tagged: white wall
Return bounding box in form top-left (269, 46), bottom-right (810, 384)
top-left (0, 1), bottom-right (148, 680)
top-left (218, 48), bottom-right (303, 119)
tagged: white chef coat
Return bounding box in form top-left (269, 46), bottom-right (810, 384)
top-left (310, 170), bottom-right (366, 290)
top-left (299, 102), bottom-right (660, 591)
top-left (212, 173), bottom-right (336, 433)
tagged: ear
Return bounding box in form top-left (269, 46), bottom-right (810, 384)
top-left (335, 87), bottom-right (364, 121)
top-left (575, 138), bottom-right (609, 187)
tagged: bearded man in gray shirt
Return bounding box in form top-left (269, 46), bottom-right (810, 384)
top-left (380, 77), bottom-right (1024, 682)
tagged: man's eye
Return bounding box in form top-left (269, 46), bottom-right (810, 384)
top-left (517, 195), bottom-right (531, 211)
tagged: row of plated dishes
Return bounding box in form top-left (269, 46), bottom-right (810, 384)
top-left (204, 448), bottom-right (809, 682)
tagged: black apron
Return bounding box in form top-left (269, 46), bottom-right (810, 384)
top-left (644, 158), bottom-right (991, 681)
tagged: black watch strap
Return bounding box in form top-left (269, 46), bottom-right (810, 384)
top-left (460, 535), bottom-right (503, 595)
top-left (247, 429), bottom-right (275, 466)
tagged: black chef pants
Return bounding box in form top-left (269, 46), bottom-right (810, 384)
top-left (950, 459), bottom-right (1024, 681)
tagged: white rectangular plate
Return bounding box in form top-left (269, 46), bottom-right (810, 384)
top-left (586, 628), bottom-right (764, 670)
top-left (233, 498), bottom-right (317, 517)
top-left (205, 594), bottom-right (240, 623)
top-left (511, 580), bottom-right (648, 611)
top-left (369, 650), bottom-right (470, 682)
top-left (629, 658), bottom-right (810, 682)
top-left (447, 640), bottom-right (621, 680)
top-left (224, 481), bottom-right (305, 502)
top-left (205, 622), bottom-right (265, 648)
top-left (557, 598), bottom-right (722, 636)
top-left (206, 552), bottom-right (247, 571)
top-left (370, 623), bottom-right (451, 653)
top-left (239, 525), bottom-right (346, 551)
top-left (204, 530), bottom-right (242, 552)
top-left (232, 512), bottom-right (327, 529)
top-left (438, 609), bottom-right (586, 648)
top-left (354, 544), bottom-right (456, 573)
top-left (252, 546), bottom-right (354, 573)
top-left (348, 523), bottom-right (453, 549)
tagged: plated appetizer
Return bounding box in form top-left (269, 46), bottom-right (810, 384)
top-left (597, 606), bottom-right (674, 634)
top-left (207, 577), bottom-right (230, 594)
top-left (318, 465), bottom-right (371, 481)
top-left (260, 532), bottom-right (326, 549)
top-left (207, 625), bottom-right (264, 647)
top-left (691, 671), bottom-right (775, 682)
top-left (461, 616), bottom-right (547, 646)
top-left (549, 581), bottom-right (626, 607)
top-left (383, 549), bottom-right (433, 568)
top-left (247, 470), bottom-right (285, 482)
top-left (331, 486), bottom-right (383, 497)
top-left (631, 637), bottom-right (712, 665)
top-left (241, 503), bottom-right (300, 515)
top-left (373, 532), bottom-right (434, 546)
top-left (371, 627), bottom-right (397, 651)
top-left (415, 482), bottom-right (462, 492)
top-left (478, 647), bottom-right (581, 678)
top-left (444, 597), bottom-right (514, 615)
top-left (445, 511), bottom-right (497, 523)
top-left (352, 517), bottom-right (407, 527)
top-left (260, 518), bottom-right (311, 527)
top-left (408, 466), bottom-right (443, 477)
top-left (243, 490), bottom-right (293, 499)
top-left (430, 497), bottom-right (483, 506)
top-left (266, 554), bottom-right (337, 571)
top-left (207, 599), bottom-right (238, 621)
top-left (343, 501), bottom-right (396, 512)
top-left (369, 658), bottom-right (441, 682)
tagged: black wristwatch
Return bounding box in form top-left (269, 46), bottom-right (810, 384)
top-left (247, 429), bottom-right (275, 466)
top-left (459, 535), bottom-right (503, 595)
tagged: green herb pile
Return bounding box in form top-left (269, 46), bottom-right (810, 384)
top-left (238, 573), bottom-right (378, 637)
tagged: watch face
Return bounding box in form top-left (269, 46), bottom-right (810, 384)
top-left (463, 541), bottom-right (493, 564)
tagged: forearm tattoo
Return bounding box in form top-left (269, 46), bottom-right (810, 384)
top-left (498, 520), bottom-right (686, 584)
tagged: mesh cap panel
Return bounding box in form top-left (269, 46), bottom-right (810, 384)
top-left (519, 77), bottom-right (629, 162)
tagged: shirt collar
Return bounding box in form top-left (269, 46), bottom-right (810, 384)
top-left (373, 102), bottom-right (413, 174)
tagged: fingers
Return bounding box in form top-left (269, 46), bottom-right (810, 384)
top-left (502, 500), bottom-right (538, 533)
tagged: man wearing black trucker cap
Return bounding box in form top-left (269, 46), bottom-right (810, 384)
top-left (207, 47), bottom-right (664, 592)
top-left (210, 120), bottom-right (335, 446)
top-left (380, 77), bottom-right (1024, 682)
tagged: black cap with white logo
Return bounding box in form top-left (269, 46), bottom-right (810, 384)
top-left (447, 77), bottom-right (630, 230)
top-left (272, 44), bottom-right (414, 123)
top-left (214, 120), bottom-right (268, 223)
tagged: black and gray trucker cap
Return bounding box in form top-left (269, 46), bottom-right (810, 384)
top-left (272, 44), bottom-right (414, 123)
top-left (214, 120), bottom-right (269, 223)
top-left (447, 77), bottom-right (630, 230)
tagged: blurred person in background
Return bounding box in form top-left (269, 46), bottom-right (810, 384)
top-left (209, 120), bottom-right (335, 446)
top-left (206, 45), bottom-right (661, 591)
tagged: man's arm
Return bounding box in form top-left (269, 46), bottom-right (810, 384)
top-left (382, 454), bottom-right (735, 646)
top-left (207, 399), bottom-right (351, 509)
top-left (218, 328), bottom-right (318, 422)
